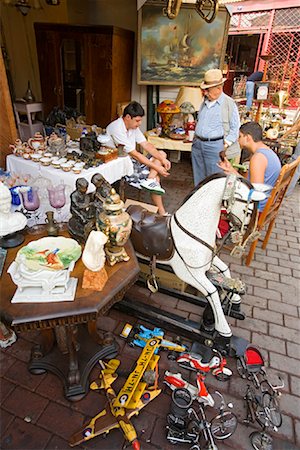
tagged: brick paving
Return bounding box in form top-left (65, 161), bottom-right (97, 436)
top-left (1, 154), bottom-right (299, 450)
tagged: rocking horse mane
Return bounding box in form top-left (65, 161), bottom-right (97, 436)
top-left (177, 173), bottom-right (253, 210)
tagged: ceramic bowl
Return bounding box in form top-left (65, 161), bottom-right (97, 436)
top-left (44, 152), bottom-right (53, 158)
top-left (31, 153), bottom-right (42, 162)
top-left (40, 157), bottom-right (51, 166)
top-left (57, 157), bottom-right (67, 165)
top-left (23, 153), bottom-right (31, 160)
top-left (52, 160), bottom-right (61, 169)
top-left (60, 162), bottom-right (71, 172)
top-left (72, 167), bottom-right (82, 174)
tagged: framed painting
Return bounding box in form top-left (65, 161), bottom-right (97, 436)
top-left (137, 2), bottom-right (230, 86)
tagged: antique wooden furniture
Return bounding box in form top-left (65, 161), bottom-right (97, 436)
top-left (34, 23), bottom-right (134, 127)
top-left (0, 230), bottom-right (139, 400)
top-left (0, 48), bottom-right (17, 169)
top-left (245, 156), bottom-right (300, 266)
top-left (13, 101), bottom-right (44, 142)
top-left (145, 130), bottom-right (192, 163)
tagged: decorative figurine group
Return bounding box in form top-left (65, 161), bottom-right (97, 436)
top-left (68, 174), bottom-right (132, 268)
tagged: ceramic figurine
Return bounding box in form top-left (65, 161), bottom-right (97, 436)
top-left (97, 188), bottom-right (132, 266)
top-left (0, 182), bottom-right (27, 248)
top-left (82, 230), bottom-right (108, 291)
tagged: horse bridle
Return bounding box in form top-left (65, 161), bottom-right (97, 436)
top-left (172, 175), bottom-right (260, 262)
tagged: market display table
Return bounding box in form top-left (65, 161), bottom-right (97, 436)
top-left (6, 154), bottom-right (134, 190)
top-left (6, 154), bottom-right (134, 224)
top-left (0, 230), bottom-right (140, 401)
top-left (145, 130), bottom-right (192, 163)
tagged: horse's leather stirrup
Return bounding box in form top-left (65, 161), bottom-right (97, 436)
top-left (147, 256), bottom-right (159, 293)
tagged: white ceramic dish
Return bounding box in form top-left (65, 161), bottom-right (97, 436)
top-left (40, 157), bottom-right (51, 166)
top-left (61, 162), bottom-right (71, 172)
top-left (15, 236), bottom-right (82, 271)
top-left (31, 153), bottom-right (42, 162)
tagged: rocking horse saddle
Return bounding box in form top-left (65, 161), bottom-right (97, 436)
top-left (127, 205), bottom-right (174, 260)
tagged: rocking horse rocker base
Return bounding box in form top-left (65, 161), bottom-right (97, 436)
top-left (116, 289), bottom-right (249, 357)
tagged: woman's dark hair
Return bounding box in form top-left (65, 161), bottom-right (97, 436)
top-left (240, 121), bottom-right (263, 142)
top-left (123, 101), bottom-right (145, 118)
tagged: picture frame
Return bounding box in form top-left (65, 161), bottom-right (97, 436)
top-left (137, 2), bottom-right (230, 86)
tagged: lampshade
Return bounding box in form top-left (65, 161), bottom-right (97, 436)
top-left (176, 86), bottom-right (203, 111)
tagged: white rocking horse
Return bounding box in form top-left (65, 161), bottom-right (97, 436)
top-left (128, 173), bottom-right (266, 353)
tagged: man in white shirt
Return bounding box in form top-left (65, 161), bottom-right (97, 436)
top-left (106, 101), bottom-right (171, 215)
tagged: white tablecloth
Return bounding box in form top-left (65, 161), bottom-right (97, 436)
top-left (6, 154), bottom-right (133, 225)
top-left (6, 154), bottom-right (133, 190)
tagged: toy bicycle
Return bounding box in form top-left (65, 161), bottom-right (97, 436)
top-left (244, 377), bottom-right (284, 450)
top-left (236, 345), bottom-right (266, 388)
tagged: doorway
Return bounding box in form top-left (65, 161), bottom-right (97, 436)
top-left (224, 34), bottom-right (263, 95)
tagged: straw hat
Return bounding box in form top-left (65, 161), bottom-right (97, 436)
top-left (200, 69), bottom-right (227, 89)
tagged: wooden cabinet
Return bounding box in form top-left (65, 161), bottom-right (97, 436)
top-left (34, 23), bottom-right (134, 128)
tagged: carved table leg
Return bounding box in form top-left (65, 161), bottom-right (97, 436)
top-left (28, 324), bottom-right (118, 401)
top-left (30, 328), bottom-right (55, 373)
top-left (88, 320), bottom-right (114, 346)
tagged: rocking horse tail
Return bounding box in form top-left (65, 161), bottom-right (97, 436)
top-left (147, 256), bottom-right (159, 293)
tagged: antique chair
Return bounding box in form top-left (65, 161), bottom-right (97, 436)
top-left (245, 156), bottom-right (300, 266)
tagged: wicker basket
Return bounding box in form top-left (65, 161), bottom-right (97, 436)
top-left (66, 124), bottom-right (102, 140)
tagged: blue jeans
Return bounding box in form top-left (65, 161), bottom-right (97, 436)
top-left (246, 81), bottom-right (255, 110)
top-left (191, 138), bottom-right (224, 186)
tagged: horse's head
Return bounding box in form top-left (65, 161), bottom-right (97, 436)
top-left (222, 175), bottom-right (266, 256)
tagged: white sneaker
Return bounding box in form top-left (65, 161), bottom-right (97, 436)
top-left (140, 179), bottom-right (165, 195)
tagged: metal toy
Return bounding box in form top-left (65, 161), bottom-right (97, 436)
top-left (69, 337), bottom-right (162, 449)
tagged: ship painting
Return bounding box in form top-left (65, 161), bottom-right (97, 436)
top-left (138, 4), bottom-right (230, 85)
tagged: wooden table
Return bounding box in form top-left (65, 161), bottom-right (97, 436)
top-left (145, 130), bottom-right (192, 163)
top-left (0, 230), bottom-right (140, 400)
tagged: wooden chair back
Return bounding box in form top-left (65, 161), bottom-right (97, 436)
top-left (245, 156), bottom-right (300, 266)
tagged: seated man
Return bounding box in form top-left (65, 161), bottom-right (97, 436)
top-left (217, 122), bottom-right (281, 238)
top-left (218, 121), bottom-right (281, 212)
top-left (280, 117), bottom-right (300, 196)
top-left (106, 101), bottom-right (171, 215)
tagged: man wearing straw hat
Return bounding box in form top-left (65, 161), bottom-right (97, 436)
top-left (192, 68), bottom-right (241, 186)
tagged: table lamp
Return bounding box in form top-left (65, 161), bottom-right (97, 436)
top-left (176, 86), bottom-right (203, 112)
top-left (157, 100), bottom-right (180, 137)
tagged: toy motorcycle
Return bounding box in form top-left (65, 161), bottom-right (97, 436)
top-left (177, 349), bottom-right (232, 381)
top-left (164, 370), bottom-right (215, 407)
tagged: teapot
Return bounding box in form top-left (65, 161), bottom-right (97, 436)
top-left (28, 132), bottom-right (46, 151)
top-left (10, 139), bottom-right (25, 157)
top-left (48, 133), bottom-right (66, 157)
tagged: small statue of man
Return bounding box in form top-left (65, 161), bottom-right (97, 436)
top-left (91, 173), bottom-right (112, 215)
top-left (68, 178), bottom-right (95, 242)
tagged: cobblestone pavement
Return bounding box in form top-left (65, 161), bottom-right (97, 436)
top-left (1, 154), bottom-right (299, 450)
